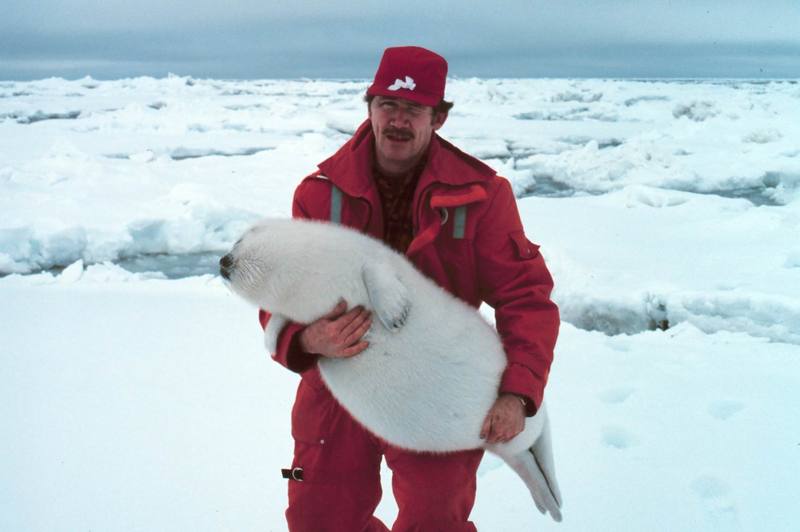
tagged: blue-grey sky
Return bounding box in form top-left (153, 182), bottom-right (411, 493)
top-left (2, 0), bottom-right (798, 80)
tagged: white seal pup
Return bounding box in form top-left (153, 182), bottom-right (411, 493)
top-left (222, 218), bottom-right (562, 522)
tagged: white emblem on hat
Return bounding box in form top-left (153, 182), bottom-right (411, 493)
top-left (388, 76), bottom-right (416, 91)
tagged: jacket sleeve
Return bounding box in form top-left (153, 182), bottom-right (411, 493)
top-left (473, 178), bottom-right (560, 415)
top-left (258, 309), bottom-right (317, 373)
top-left (257, 179), bottom-right (320, 374)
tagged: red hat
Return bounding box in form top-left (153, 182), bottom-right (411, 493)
top-left (366, 46), bottom-right (448, 107)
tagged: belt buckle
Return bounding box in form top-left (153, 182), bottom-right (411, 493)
top-left (291, 467), bottom-right (304, 482)
top-left (281, 466), bottom-right (304, 482)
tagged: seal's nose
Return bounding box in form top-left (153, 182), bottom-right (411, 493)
top-left (219, 253), bottom-right (233, 280)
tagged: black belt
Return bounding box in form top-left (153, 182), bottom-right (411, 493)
top-left (281, 467), bottom-right (304, 482)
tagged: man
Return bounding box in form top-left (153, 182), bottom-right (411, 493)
top-left (259, 46), bottom-right (559, 531)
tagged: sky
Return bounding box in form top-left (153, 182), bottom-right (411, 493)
top-left (2, 0), bottom-right (799, 80)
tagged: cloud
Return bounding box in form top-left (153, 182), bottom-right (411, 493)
top-left (2, 0), bottom-right (799, 79)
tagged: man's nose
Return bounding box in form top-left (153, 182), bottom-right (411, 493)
top-left (389, 107), bottom-right (411, 124)
top-left (219, 253), bottom-right (233, 279)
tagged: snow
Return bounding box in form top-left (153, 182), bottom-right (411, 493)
top-left (2, 76), bottom-right (799, 531)
top-left (2, 77), bottom-right (799, 274)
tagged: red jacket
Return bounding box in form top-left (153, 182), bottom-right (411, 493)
top-left (260, 120), bottom-right (559, 413)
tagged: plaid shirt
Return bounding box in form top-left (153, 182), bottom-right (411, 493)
top-left (372, 158), bottom-right (426, 254)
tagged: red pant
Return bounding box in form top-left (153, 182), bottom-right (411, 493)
top-left (285, 369), bottom-right (484, 532)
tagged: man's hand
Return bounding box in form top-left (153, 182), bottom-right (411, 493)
top-left (298, 300), bottom-right (372, 358)
top-left (479, 393), bottom-right (526, 443)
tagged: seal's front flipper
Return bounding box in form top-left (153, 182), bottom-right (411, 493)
top-left (264, 313), bottom-right (288, 354)
top-left (362, 262), bottom-right (411, 332)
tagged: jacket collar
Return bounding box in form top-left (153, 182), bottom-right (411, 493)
top-left (317, 119), bottom-right (496, 200)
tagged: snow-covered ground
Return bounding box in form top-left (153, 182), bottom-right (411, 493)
top-left (2, 76), bottom-right (799, 531)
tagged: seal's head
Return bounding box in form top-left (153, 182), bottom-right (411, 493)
top-left (219, 219), bottom-right (294, 309)
top-left (222, 217), bottom-right (377, 321)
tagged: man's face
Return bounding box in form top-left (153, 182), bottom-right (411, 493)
top-left (368, 96), bottom-right (447, 175)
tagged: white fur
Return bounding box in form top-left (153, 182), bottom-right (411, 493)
top-left (225, 218), bottom-right (562, 521)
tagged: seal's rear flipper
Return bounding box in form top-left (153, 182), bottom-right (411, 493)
top-left (362, 262), bottom-right (411, 332)
top-left (531, 412), bottom-right (562, 510)
top-left (503, 416), bottom-right (563, 522)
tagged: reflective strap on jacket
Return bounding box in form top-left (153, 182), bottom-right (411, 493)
top-left (328, 180), bottom-right (467, 237)
top-left (330, 184), bottom-right (342, 224)
top-left (453, 206), bottom-right (467, 239)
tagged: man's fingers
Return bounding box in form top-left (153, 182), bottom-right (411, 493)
top-left (322, 299), bottom-right (348, 320)
top-left (333, 305), bottom-right (364, 333)
top-left (342, 314), bottom-right (372, 345)
top-left (489, 430), bottom-right (509, 444)
top-left (496, 428), bottom-right (512, 443)
top-left (340, 309), bottom-right (370, 338)
top-left (480, 414), bottom-right (493, 440)
top-left (480, 397), bottom-right (527, 443)
top-left (486, 417), bottom-right (516, 443)
top-left (338, 341), bottom-right (370, 358)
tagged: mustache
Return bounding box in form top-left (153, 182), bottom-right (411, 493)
top-left (384, 126), bottom-right (414, 139)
